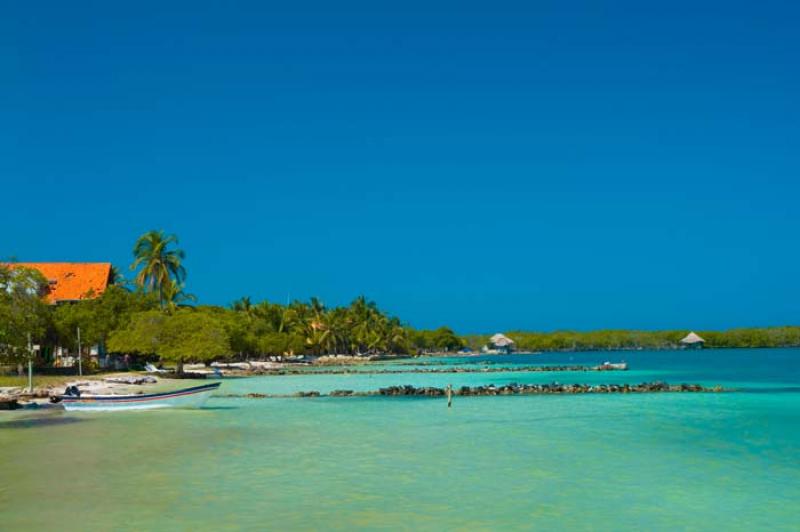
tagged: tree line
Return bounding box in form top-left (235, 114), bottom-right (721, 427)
top-left (463, 327), bottom-right (800, 352)
top-left (0, 231), bottom-right (464, 372)
top-left (2, 230), bottom-right (799, 373)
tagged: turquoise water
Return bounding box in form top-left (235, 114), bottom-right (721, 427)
top-left (2, 348), bottom-right (799, 530)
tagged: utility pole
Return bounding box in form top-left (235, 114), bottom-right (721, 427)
top-left (27, 332), bottom-right (33, 392)
top-left (77, 326), bottom-right (83, 377)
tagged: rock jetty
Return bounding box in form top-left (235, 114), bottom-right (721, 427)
top-left (225, 382), bottom-right (721, 399)
top-left (374, 382), bottom-right (709, 396)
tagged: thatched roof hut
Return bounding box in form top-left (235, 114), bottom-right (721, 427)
top-left (489, 333), bottom-right (514, 347)
top-left (482, 333), bottom-right (515, 354)
top-left (680, 332), bottom-right (705, 347)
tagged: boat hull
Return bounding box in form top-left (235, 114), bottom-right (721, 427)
top-left (60, 383), bottom-right (220, 412)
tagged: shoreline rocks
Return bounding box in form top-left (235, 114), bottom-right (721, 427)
top-left (237, 364), bottom-right (629, 377)
top-left (294, 391), bottom-right (321, 397)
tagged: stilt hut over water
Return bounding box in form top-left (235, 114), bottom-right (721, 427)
top-left (680, 332), bottom-right (705, 349)
top-left (482, 333), bottom-right (515, 354)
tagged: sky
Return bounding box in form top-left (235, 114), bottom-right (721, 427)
top-left (2, 1), bottom-right (799, 332)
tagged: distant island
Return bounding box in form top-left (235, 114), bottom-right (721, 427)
top-left (2, 230), bottom-right (799, 376)
top-left (461, 328), bottom-right (800, 353)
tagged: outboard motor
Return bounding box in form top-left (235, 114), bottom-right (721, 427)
top-left (52, 385), bottom-right (80, 403)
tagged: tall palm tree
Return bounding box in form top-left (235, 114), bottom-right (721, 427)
top-left (130, 230), bottom-right (186, 308)
top-left (348, 296), bottom-right (376, 354)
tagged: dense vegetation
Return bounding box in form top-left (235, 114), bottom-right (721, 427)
top-left (2, 230), bottom-right (799, 373)
top-left (1, 231), bottom-right (463, 372)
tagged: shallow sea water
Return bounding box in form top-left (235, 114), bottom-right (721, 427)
top-left (1, 349), bottom-right (799, 530)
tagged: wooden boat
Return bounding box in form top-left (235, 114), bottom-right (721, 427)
top-left (57, 382), bottom-right (221, 411)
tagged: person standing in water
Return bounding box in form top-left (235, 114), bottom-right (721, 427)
top-left (446, 384), bottom-right (453, 408)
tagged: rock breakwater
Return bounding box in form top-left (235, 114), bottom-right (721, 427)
top-left (221, 382), bottom-right (723, 399)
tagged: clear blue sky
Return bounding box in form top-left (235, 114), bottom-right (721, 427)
top-left (3, 1), bottom-right (799, 332)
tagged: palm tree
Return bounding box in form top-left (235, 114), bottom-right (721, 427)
top-left (162, 279), bottom-right (197, 314)
top-left (305, 326), bottom-right (331, 355)
top-left (348, 296), bottom-right (378, 354)
top-left (253, 301), bottom-right (283, 332)
top-left (130, 230), bottom-right (186, 308)
top-left (232, 296), bottom-right (259, 323)
top-left (385, 317), bottom-right (409, 353)
top-left (332, 308), bottom-right (354, 354)
top-left (308, 297), bottom-right (326, 331)
top-left (109, 265), bottom-right (127, 286)
top-left (232, 296), bottom-right (253, 313)
top-left (301, 297), bottom-right (333, 354)
top-left (278, 306), bottom-right (299, 334)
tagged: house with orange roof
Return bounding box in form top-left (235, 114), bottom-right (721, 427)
top-left (10, 262), bottom-right (113, 304)
top-left (7, 263), bottom-right (114, 368)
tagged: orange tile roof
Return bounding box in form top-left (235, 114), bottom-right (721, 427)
top-left (10, 263), bottom-right (112, 304)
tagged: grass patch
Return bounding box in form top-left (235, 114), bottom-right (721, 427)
top-left (0, 371), bottom-right (153, 389)
top-left (0, 375), bottom-right (83, 388)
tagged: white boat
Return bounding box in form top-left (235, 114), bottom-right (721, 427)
top-left (57, 382), bottom-right (221, 411)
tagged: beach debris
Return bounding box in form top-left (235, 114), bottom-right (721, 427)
top-left (211, 362), bottom-right (253, 370)
top-left (14, 387), bottom-right (53, 398)
top-left (0, 396), bottom-right (20, 410)
top-left (594, 362), bottom-right (628, 371)
top-left (103, 376), bottom-right (158, 385)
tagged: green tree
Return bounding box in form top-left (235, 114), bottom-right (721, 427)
top-left (430, 326), bottom-right (463, 352)
top-left (108, 309), bottom-right (231, 373)
top-left (0, 265), bottom-right (50, 366)
top-left (159, 311), bottom-right (231, 373)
